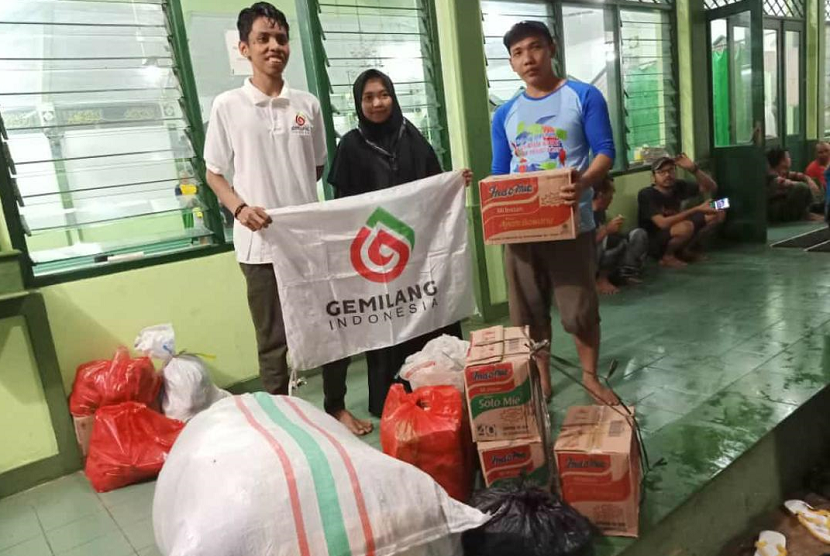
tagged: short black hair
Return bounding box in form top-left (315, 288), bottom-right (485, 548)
top-left (503, 20), bottom-right (554, 52)
top-left (593, 177), bottom-right (615, 199)
top-left (766, 146), bottom-right (789, 168)
top-left (238, 2), bottom-right (289, 43)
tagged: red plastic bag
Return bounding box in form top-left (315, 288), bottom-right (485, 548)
top-left (381, 384), bottom-right (474, 502)
top-left (69, 347), bottom-right (161, 416)
top-left (85, 402), bottom-right (184, 492)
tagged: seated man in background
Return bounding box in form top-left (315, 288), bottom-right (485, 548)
top-left (805, 141), bottom-right (829, 191)
top-left (593, 178), bottom-right (648, 294)
top-left (767, 147), bottom-right (822, 222)
top-left (637, 154), bottom-right (723, 269)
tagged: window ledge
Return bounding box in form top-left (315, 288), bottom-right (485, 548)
top-left (30, 243), bottom-right (235, 287)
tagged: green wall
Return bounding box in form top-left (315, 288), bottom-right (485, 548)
top-left (0, 317), bottom-right (58, 474)
top-left (42, 252), bottom-right (256, 392)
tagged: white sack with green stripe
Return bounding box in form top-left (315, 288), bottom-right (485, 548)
top-left (262, 171), bottom-right (475, 370)
top-left (153, 393), bottom-right (489, 556)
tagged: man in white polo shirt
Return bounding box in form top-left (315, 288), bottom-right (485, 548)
top-left (204, 3), bottom-right (376, 432)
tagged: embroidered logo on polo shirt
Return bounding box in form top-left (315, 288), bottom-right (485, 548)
top-left (291, 111), bottom-right (312, 136)
top-left (350, 208), bottom-right (414, 283)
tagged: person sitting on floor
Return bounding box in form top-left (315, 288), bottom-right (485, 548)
top-left (637, 154), bottom-right (723, 269)
top-left (767, 147), bottom-right (823, 223)
top-left (593, 177), bottom-right (648, 295)
top-left (805, 141), bottom-right (829, 192)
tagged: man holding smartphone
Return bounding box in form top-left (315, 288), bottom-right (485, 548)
top-left (637, 154), bottom-right (724, 269)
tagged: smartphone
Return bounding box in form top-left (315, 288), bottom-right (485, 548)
top-left (710, 198), bottom-right (730, 210)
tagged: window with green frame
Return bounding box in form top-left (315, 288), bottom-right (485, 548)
top-left (310, 0), bottom-right (448, 162)
top-left (481, 0), bottom-right (678, 171)
top-left (562, 2), bottom-right (678, 169)
top-left (0, 0), bottom-right (222, 281)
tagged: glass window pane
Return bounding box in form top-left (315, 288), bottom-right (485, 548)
top-left (764, 29), bottom-right (779, 139)
top-left (562, 5), bottom-right (624, 169)
top-left (0, 1), bottom-right (164, 26)
top-left (710, 13), bottom-right (754, 147)
top-left (621, 9), bottom-right (678, 165)
top-left (562, 6), bottom-right (612, 101)
top-left (785, 30), bottom-right (801, 136)
top-left (732, 23), bottom-right (753, 144)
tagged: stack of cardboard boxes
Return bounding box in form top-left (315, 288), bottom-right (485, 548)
top-left (462, 326), bottom-right (642, 537)
top-left (463, 325), bottom-right (553, 489)
top-left (471, 168), bottom-right (642, 537)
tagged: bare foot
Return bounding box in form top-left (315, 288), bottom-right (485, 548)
top-left (660, 254), bottom-right (687, 269)
top-left (535, 354), bottom-right (553, 403)
top-left (624, 275), bottom-right (644, 285)
top-left (333, 409), bottom-right (373, 436)
top-left (596, 276), bottom-right (620, 295)
top-left (583, 373), bottom-right (620, 405)
top-left (808, 213), bottom-right (825, 222)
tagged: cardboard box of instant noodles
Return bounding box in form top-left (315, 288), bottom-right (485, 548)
top-left (554, 405), bottom-right (641, 537)
top-left (479, 168), bottom-right (578, 245)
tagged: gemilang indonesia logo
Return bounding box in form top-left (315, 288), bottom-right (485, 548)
top-left (350, 207), bottom-right (414, 283)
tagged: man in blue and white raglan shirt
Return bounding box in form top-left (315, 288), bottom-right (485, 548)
top-left (491, 20), bottom-right (620, 405)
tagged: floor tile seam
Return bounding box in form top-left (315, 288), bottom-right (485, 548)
top-left (51, 527), bottom-right (135, 556)
top-left (99, 499), bottom-right (136, 551)
top-left (120, 516), bottom-right (155, 552)
top-left (49, 513), bottom-right (120, 556)
top-left (30, 505), bottom-right (54, 556)
top-left (0, 531), bottom-right (51, 556)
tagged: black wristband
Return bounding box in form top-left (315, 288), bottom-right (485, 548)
top-left (233, 203), bottom-right (248, 219)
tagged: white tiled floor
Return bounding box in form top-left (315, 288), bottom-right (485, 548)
top-left (0, 473), bottom-right (159, 556)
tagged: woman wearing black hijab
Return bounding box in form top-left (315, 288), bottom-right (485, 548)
top-left (321, 69), bottom-right (470, 434)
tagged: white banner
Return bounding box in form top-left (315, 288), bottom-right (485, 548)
top-left (264, 171), bottom-right (475, 370)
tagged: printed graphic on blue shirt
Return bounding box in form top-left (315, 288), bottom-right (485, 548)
top-left (512, 118), bottom-right (568, 172)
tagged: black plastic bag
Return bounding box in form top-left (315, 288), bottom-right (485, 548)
top-left (462, 484), bottom-right (594, 556)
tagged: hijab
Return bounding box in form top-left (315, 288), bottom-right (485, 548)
top-left (352, 69), bottom-right (404, 154)
top-left (327, 69), bottom-right (442, 197)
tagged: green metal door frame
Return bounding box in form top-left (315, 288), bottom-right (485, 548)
top-left (706, 0), bottom-right (768, 242)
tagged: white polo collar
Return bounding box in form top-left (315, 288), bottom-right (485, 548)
top-left (243, 77), bottom-right (291, 106)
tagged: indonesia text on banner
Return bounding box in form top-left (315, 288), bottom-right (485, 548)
top-left (264, 171), bottom-right (475, 370)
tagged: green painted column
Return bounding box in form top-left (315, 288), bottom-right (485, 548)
top-left (677, 0), bottom-right (695, 159)
top-left (435, 0), bottom-right (508, 321)
top-left (678, 0), bottom-right (711, 162)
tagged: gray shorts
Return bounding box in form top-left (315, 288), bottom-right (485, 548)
top-left (504, 231), bottom-right (600, 337)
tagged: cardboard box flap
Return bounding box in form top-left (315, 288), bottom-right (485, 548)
top-left (554, 405), bottom-right (635, 454)
top-left (467, 326), bottom-right (531, 365)
top-left (480, 168), bottom-right (576, 183)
